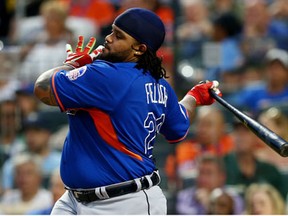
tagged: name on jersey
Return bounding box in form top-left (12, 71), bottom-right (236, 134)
top-left (145, 83), bottom-right (167, 107)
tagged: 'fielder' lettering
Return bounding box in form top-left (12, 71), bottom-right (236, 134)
top-left (145, 83), bottom-right (168, 107)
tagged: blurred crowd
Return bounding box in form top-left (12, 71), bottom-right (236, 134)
top-left (1, 0), bottom-right (288, 214)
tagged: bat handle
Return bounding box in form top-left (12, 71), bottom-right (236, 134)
top-left (209, 89), bottom-right (228, 107)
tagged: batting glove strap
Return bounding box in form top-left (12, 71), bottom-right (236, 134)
top-left (64, 53), bottom-right (93, 68)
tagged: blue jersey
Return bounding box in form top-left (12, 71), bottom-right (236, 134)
top-left (238, 83), bottom-right (288, 115)
top-left (51, 60), bottom-right (190, 188)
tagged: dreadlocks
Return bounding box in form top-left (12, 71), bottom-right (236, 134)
top-left (135, 49), bottom-right (168, 81)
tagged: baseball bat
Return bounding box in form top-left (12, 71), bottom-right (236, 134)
top-left (209, 90), bottom-right (288, 157)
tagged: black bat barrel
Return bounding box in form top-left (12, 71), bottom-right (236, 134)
top-left (209, 90), bottom-right (288, 157)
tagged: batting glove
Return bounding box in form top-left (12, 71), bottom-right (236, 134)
top-left (64, 35), bottom-right (104, 68)
top-left (187, 80), bottom-right (222, 106)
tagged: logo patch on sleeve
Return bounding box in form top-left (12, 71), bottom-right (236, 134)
top-left (66, 66), bottom-right (87, 80)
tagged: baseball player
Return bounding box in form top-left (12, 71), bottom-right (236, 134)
top-left (34, 7), bottom-right (221, 215)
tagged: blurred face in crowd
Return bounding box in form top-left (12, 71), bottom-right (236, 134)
top-left (0, 100), bottom-right (19, 135)
top-left (41, 1), bottom-right (68, 37)
top-left (15, 161), bottom-right (42, 197)
top-left (181, 0), bottom-right (208, 22)
top-left (209, 189), bottom-right (234, 215)
top-left (212, 24), bottom-right (226, 42)
top-left (195, 108), bottom-right (225, 146)
top-left (249, 190), bottom-right (274, 214)
top-left (25, 128), bottom-right (51, 154)
top-left (43, 11), bottom-right (66, 35)
top-left (232, 124), bottom-right (258, 154)
top-left (196, 161), bottom-right (225, 191)
top-left (16, 94), bottom-right (39, 118)
top-left (244, 0), bottom-right (269, 28)
top-left (265, 60), bottom-right (288, 88)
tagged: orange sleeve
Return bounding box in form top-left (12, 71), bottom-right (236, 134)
top-left (219, 135), bottom-right (235, 155)
top-left (156, 7), bottom-right (174, 24)
top-left (164, 154), bottom-right (177, 180)
top-left (87, 1), bottom-right (115, 26)
top-left (175, 140), bottom-right (199, 165)
top-left (69, 0), bottom-right (115, 26)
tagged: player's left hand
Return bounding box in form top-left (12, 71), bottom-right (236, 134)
top-left (64, 35), bottom-right (104, 68)
top-left (187, 80), bottom-right (222, 106)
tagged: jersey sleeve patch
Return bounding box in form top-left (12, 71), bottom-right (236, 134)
top-left (66, 66), bottom-right (87, 81)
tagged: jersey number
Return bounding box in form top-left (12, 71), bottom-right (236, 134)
top-left (144, 112), bottom-right (165, 158)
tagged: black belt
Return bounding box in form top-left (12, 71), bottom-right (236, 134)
top-left (67, 170), bottom-right (161, 203)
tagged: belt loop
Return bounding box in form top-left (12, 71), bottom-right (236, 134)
top-left (95, 187), bottom-right (110, 199)
top-left (144, 175), bottom-right (153, 189)
top-left (154, 170), bottom-right (161, 185)
top-left (134, 178), bottom-right (142, 192)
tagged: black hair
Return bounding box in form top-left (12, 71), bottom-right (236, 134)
top-left (213, 12), bottom-right (243, 37)
top-left (135, 49), bottom-right (168, 80)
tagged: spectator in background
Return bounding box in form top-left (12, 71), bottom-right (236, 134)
top-left (19, 0), bottom-right (75, 84)
top-left (23, 0), bottom-right (47, 17)
top-left (224, 62), bottom-right (265, 107)
top-left (176, 0), bottom-right (212, 59)
top-left (209, 9), bottom-right (244, 102)
top-left (237, 48), bottom-right (288, 116)
top-left (244, 183), bottom-right (286, 215)
top-left (176, 154), bottom-right (244, 215)
top-left (256, 107), bottom-right (288, 173)
top-left (165, 105), bottom-right (234, 189)
top-left (269, 0), bottom-right (288, 23)
top-left (0, 50), bottom-right (21, 102)
top-left (208, 0), bottom-right (244, 20)
top-left (0, 0), bottom-right (15, 44)
top-left (203, 12), bottom-right (243, 82)
top-left (223, 115), bottom-right (287, 199)
top-left (241, 0), bottom-right (288, 62)
top-left (0, 153), bottom-right (53, 214)
top-left (15, 84), bottom-right (40, 120)
top-left (28, 168), bottom-right (65, 215)
top-left (67, 0), bottom-right (115, 27)
top-left (0, 100), bottom-right (25, 171)
top-left (238, 62), bottom-right (264, 91)
top-left (207, 188), bottom-right (236, 215)
top-left (65, 0), bottom-right (115, 43)
top-left (1, 111), bottom-right (62, 192)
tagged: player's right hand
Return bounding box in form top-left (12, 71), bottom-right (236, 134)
top-left (187, 80), bottom-right (222, 106)
top-left (64, 35), bottom-right (104, 68)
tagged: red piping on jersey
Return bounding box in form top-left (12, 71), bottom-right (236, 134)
top-left (86, 108), bottom-right (143, 161)
top-left (167, 128), bottom-right (189, 144)
top-left (51, 71), bottom-right (65, 111)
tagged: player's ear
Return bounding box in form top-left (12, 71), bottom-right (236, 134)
top-left (132, 44), bottom-right (147, 56)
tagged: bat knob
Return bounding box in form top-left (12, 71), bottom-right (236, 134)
top-left (212, 80), bottom-right (219, 88)
top-left (280, 143), bottom-right (288, 157)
